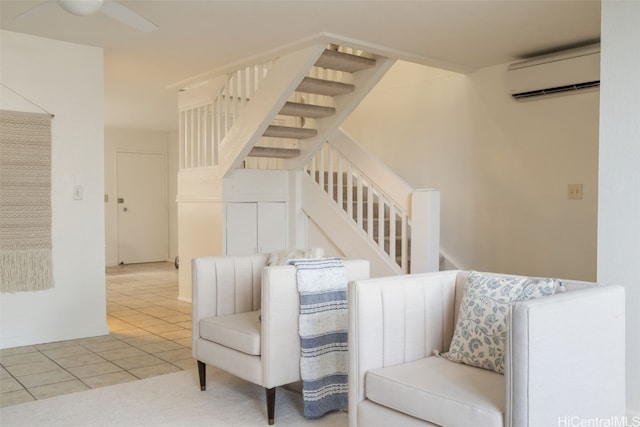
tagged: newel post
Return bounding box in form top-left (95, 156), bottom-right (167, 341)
top-left (410, 189), bottom-right (440, 273)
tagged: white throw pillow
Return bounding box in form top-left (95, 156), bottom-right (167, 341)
top-left (267, 247), bottom-right (324, 266)
top-left (443, 271), bottom-right (559, 374)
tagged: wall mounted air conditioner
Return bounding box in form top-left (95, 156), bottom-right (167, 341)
top-left (507, 43), bottom-right (600, 101)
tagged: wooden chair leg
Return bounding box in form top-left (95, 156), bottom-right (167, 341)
top-left (197, 360), bottom-right (206, 391)
top-left (265, 387), bottom-right (276, 425)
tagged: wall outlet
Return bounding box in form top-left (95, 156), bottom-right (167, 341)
top-left (567, 184), bottom-right (583, 200)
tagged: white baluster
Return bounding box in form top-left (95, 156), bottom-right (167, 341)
top-left (356, 174), bottom-right (363, 228)
top-left (378, 193), bottom-right (385, 251)
top-left (346, 164), bottom-right (354, 220)
top-left (337, 155), bottom-right (343, 208)
top-left (389, 203), bottom-right (397, 263)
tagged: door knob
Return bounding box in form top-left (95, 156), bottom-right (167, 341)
top-left (123, 207), bottom-right (128, 212)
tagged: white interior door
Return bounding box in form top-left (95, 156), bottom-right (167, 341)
top-left (117, 152), bottom-right (168, 264)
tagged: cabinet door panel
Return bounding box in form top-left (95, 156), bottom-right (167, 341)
top-left (226, 203), bottom-right (258, 255)
top-left (258, 202), bottom-right (287, 253)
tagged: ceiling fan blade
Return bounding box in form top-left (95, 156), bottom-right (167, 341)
top-left (14, 0), bottom-right (58, 22)
top-left (100, 0), bottom-right (157, 32)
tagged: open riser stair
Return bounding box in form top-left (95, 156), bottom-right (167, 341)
top-left (246, 46), bottom-right (379, 168)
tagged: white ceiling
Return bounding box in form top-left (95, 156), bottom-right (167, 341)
top-left (0, 0), bottom-right (601, 132)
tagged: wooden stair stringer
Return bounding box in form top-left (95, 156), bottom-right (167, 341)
top-left (216, 44), bottom-right (327, 179)
top-left (301, 173), bottom-right (400, 277)
top-left (283, 55), bottom-right (397, 170)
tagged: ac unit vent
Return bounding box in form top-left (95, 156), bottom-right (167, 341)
top-left (508, 44), bottom-right (600, 101)
top-left (512, 80), bottom-right (600, 100)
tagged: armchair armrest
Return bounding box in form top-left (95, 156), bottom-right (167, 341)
top-left (506, 285), bottom-right (626, 427)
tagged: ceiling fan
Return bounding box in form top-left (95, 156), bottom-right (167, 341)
top-left (15, 0), bottom-right (158, 32)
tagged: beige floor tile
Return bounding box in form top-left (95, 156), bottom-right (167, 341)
top-left (28, 380), bottom-right (89, 400)
top-left (0, 352), bottom-right (49, 367)
top-left (66, 362), bottom-right (123, 378)
top-left (110, 328), bottom-right (149, 339)
top-left (138, 305), bottom-right (181, 313)
top-left (171, 358), bottom-right (197, 370)
top-left (0, 389), bottom-right (35, 407)
top-left (156, 329), bottom-right (192, 341)
top-left (154, 348), bottom-right (193, 363)
top-left (111, 354), bottom-right (164, 370)
top-left (120, 316), bottom-right (168, 327)
top-left (142, 322), bottom-right (184, 334)
top-left (75, 335), bottom-right (118, 346)
top-left (82, 371), bottom-right (138, 388)
top-left (4, 360), bottom-right (60, 377)
top-left (162, 314), bottom-right (191, 323)
top-left (0, 346), bottom-right (38, 358)
top-left (42, 345), bottom-right (92, 360)
top-left (16, 369), bottom-right (76, 389)
top-left (56, 353), bottom-right (107, 369)
top-left (176, 321), bottom-right (192, 330)
top-left (0, 366), bottom-right (11, 379)
top-left (34, 340), bottom-right (83, 351)
top-left (97, 347), bottom-right (147, 361)
top-left (120, 299), bottom-right (153, 309)
top-left (136, 341), bottom-right (183, 354)
top-left (173, 337), bottom-right (192, 348)
top-left (120, 333), bottom-right (166, 348)
top-left (129, 363), bottom-right (181, 379)
top-left (82, 340), bottom-right (131, 353)
top-left (1, 377), bottom-right (24, 393)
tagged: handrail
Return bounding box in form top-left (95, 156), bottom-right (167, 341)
top-left (305, 135), bottom-right (413, 273)
top-left (178, 60), bottom-right (275, 169)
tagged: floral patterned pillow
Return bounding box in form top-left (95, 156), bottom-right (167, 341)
top-left (443, 271), bottom-right (559, 374)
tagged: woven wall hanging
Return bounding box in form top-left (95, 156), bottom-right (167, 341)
top-left (0, 110), bottom-right (54, 292)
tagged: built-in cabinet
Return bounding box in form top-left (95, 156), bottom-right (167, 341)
top-left (225, 201), bottom-right (287, 255)
top-left (223, 169), bottom-right (292, 256)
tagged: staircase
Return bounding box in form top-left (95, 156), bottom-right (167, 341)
top-left (245, 47), bottom-right (379, 168)
top-left (177, 40), bottom-right (439, 283)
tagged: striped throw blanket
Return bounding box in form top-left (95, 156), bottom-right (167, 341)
top-left (289, 258), bottom-right (348, 419)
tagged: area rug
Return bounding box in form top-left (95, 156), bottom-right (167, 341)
top-left (0, 368), bottom-right (347, 426)
top-left (0, 110), bottom-right (53, 293)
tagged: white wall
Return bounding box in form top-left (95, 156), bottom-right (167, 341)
top-left (599, 0), bottom-right (640, 416)
top-left (343, 60), bottom-right (599, 281)
top-left (104, 128), bottom-right (179, 266)
top-left (0, 31), bottom-right (107, 348)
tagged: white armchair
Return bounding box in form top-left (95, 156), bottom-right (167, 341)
top-left (348, 270), bottom-right (626, 427)
top-left (192, 253), bottom-right (370, 424)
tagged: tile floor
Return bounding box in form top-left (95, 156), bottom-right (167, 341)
top-left (0, 262), bottom-right (194, 408)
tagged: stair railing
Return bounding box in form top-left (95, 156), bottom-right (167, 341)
top-left (305, 135), bottom-right (413, 273)
top-left (179, 60), bottom-right (275, 169)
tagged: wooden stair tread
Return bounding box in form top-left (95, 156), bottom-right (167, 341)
top-left (249, 146), bottom-right (301, 159)
top-left (263, 125), bottom-right (318, 139)
top-left (297, 77), bottom-right (355, 96)
top-left (315, 49), bottom-right (376, 73)
top-left (279, 102), bottom-right (336, 118)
